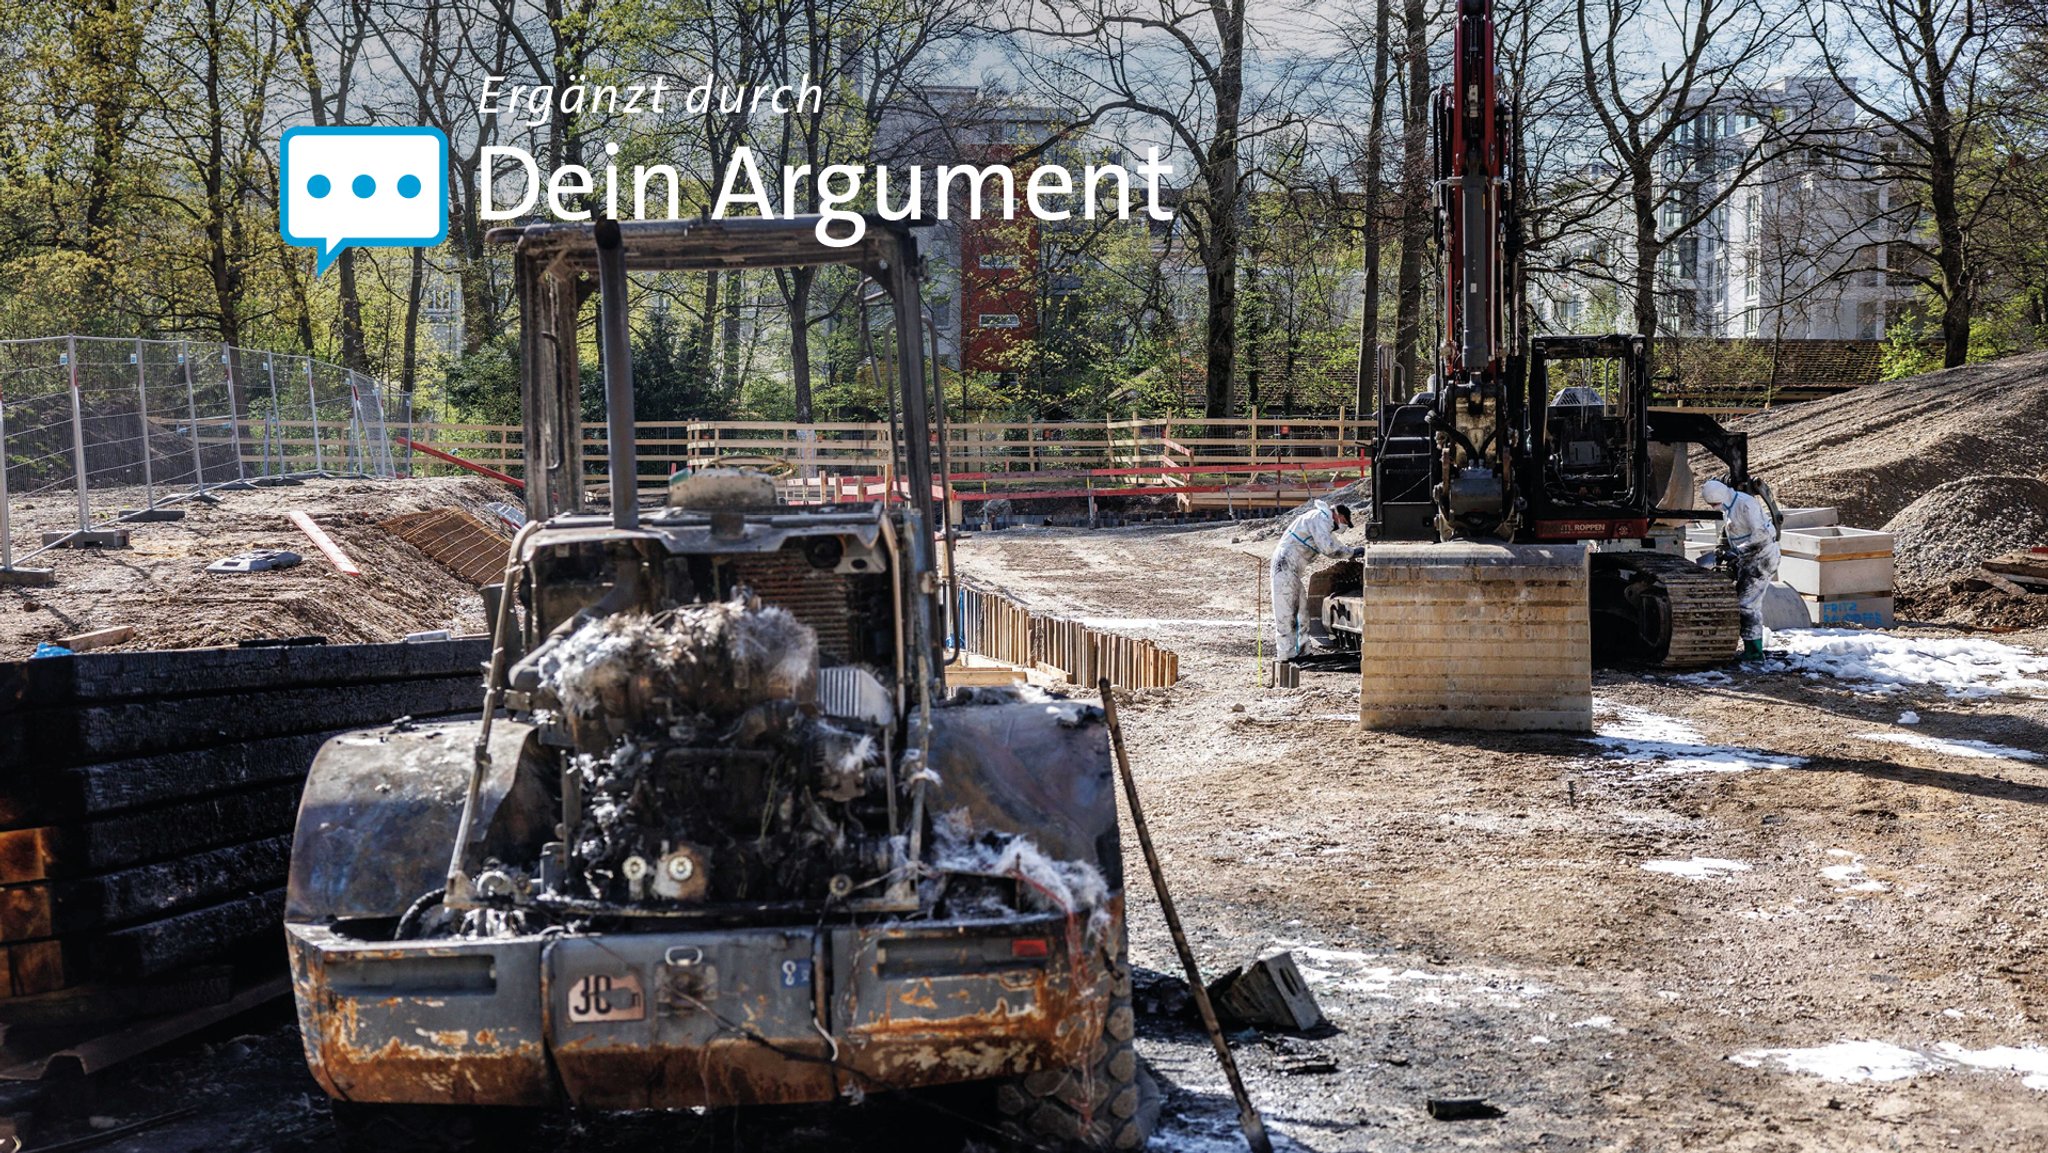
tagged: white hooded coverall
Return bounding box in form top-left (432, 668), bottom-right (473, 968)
top-left (1270, 502), bottom-right (1350, 660)
top-left (1708, 481), bottom-right (1780, 642)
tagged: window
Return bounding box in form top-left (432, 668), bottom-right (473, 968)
top-left (978, 313), bottom-right (1022, 329)
top-left (1857, 302), bottom-right (1880, 340)
top-left (977, 253), bottom-right (1022, 271)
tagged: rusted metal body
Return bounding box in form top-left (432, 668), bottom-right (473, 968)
top-left (288, 218), bottom-right (1135, 1137)
top-left (286, 707), bottom-right (1120, 1109)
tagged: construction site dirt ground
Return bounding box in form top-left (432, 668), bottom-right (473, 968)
top-left (17, 507), bottom-right (2048, 1152)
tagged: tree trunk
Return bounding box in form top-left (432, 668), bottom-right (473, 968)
top-left (1929, 156), bottom-right (1971, 368)
top-left (1392, 0), bottom-right (1430, 397)
top-left (1201, 0), bottom-right (1247, 418)
top-left (400, 248), bottom-right (425, 398)
top-left (1631, 165), bottom-right (1661, 370)
top-left (1355, 0), bottom-right (1391, 416)
top-left (788, 267), bottom-right (815, 423)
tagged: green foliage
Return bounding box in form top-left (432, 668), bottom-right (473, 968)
top-left (441, 333), bottom-right (524, 425)
top-left (1879, 323), bottom-right (1942, 381)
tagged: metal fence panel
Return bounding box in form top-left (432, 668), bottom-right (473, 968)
top-left (1, 335), bottom-right (401, 574)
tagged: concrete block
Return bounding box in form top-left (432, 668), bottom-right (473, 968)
top-left (1208, 952), bottom-right (1324, 1032)
top-left (1779, 526), bottom-right (1893, 598)
top-left (1359, 543), bottom-right (1591, 733)
top-left (40, 530), bottom-right (129, 549)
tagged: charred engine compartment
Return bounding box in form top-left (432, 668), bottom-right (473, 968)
top-left (534, 600), bottom-right (897, 909)
top-left (483, 520), bottom-right (915, 921)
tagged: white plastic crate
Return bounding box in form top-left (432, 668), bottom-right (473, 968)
top-left (1779, 526), bottom-right (1894, 598)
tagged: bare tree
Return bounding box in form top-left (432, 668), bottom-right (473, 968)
top-left (1572, 0), bottom-right (1808, 361)
top-left (1810, 0), bottom-right (2021, 368)
top-left (1016, 0), bottom-right (1317, 416)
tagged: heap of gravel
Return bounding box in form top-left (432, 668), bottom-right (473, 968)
top-left (1880, 475), bottom-right (2048, 592)
top-left (1702, 350), bottom-right (2048, 530)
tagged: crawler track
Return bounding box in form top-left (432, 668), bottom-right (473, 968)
top-left (1593, 549), bottom-right (1739, 669)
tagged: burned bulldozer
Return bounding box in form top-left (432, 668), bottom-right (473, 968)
top-left (285, 219), bottom-right (1149, 1150)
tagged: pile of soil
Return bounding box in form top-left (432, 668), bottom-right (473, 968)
top-left (1882, 475), bottom-right (2048, 629)
top-left (1717, 350), bottom-right (2048, 529)
top-left (1882, 476), bottom-right (2048, 591)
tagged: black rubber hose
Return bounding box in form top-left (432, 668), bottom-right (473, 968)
top-left (395, 886), bottom-right (448, 940)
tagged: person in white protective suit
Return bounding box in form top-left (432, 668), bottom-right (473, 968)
top-left (1701, 477), bottom-right (1779, 659)
top-left (1270, 501), bottom-right (1360, 662)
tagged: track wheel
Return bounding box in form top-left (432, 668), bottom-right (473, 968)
top-left (993, 928), bottom-right (1159, 1151)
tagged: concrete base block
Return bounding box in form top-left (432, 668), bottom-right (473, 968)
top-left (40, 529), bottom-right (129, 549)
top-left (118, 508), bottom-right (186, 523)
top-left (0, 567), bottom-right (56, 587)
top-left (1359, 542), bottom-right (1592, 733)
top-left (251, 476), bottom-right (302, 487)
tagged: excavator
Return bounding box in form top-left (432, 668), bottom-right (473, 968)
top-left (1322, 0), bottom-right (1768, 687)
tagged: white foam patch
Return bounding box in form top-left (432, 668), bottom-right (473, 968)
top-left (1774, 630), bottom-right (2048, 698)
top-left (1642, 857), bottom-right (1752, 881)
top-left (1897, 710), bottom-right (1920, 725)
top-left (1819, 851), bottom-right (1890, 893)
top-left (1592, 705), bottom-right (1805, 774)
top-left (1856, 730), bottom-right (2043, 762)
top-left (1731, 1040), bottom-right (1944, 1082)
top-left (1932, 1043), bottom-right (2048, 1090)
top-left (1267, 938), bottom-right (1538, 1007)
top-left (1076, 617), bottom-right (1256, 629)
top-left (1734, 1040), bottom-right (2048, 1091)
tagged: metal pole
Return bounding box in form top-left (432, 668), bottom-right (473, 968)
top-left (265, 357), bottom-right (280, 476)
top-left (66, 336), bottom-right (90, 531)
top-left (1, 386), bottom-right (13, 569)
top-left (183, 340), bottom-right (205, 492)
top-left (306, 359), bottom-right (324, 474)
top-left (220, 342), bottom-right (245, 482)
top-left (1098, 681), bottom-right (1273, 1153)
top-left (134, 338), bottom-right (155, 509)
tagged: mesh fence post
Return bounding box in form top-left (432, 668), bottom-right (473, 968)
top-left (65, 336), bottom-right (90, 532)
top-left (1, 385), bottom-right (13, 570)
top-left (265, 356), bottom-right (281, 476)
top-left (305, 359), bottom-right (324, 474)
top-left (134, 338), bottom-right (156, 510)
top-left (183, 341), bottom-right (206, 492)
top-left (221, 341), bottom-right (246, 483)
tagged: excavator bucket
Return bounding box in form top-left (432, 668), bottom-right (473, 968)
top-left (1356, 543), bottom-right (1592, 732)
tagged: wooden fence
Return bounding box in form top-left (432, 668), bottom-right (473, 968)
top-left (955, 584), bottom-right (1179, 690)
top-left (399, 414), bottom-right (1374, 512)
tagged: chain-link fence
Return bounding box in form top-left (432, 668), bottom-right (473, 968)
top-left (0, 335), bottom-right (408, 575)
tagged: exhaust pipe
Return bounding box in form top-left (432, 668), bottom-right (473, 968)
top-left (594, 219), bottom-right (637, 530)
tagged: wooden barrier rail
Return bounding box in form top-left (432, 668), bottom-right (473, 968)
top-left (955, 584), bottom-right (1179, 690)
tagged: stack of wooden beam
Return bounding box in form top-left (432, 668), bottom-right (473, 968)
top-left (954, 585), bottom-right (1179, 690)
top-left (0, 638), bottom-right (486, 1076)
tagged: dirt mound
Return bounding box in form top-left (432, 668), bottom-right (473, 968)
top-left (1882, 476), bottom-right (2048, 591)
top-left (1879, 475), bottom-right (2048, 629)
top-left (1711, 350), bottom-right (2048, 529)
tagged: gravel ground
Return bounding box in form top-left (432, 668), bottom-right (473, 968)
top-left (30, 516), bottom-right (2048, 1153)
top-left (0, 476), bottom-right (506, 655)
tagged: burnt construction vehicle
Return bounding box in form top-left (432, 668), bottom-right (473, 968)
top-left (1321, 0), bottom-right (1773, 671)
top-left (285, 218), bottom-right (1150, 1150)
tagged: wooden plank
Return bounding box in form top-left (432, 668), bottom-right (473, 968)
top-left (1, 676), bottom-right (483, 769)
top-left (0, 836), bottom-right (292, 941)
top-left (0, 728), bottom-right (362, 828)
top-left (0, 638), bottom-right (488, 714)
top-left (0, 783), bottom-right (299, 884)
top-left (88, 889), bottom-right (287, 979)
top-left (287, 510), bottom-right (360, 575)
top-left (4, 942), bottom-right (68, 998)
top-left (53, 627), bottom-right (133, 653)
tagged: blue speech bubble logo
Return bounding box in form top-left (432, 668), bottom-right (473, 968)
top-left (280, 126), bottom-right (449, 275)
